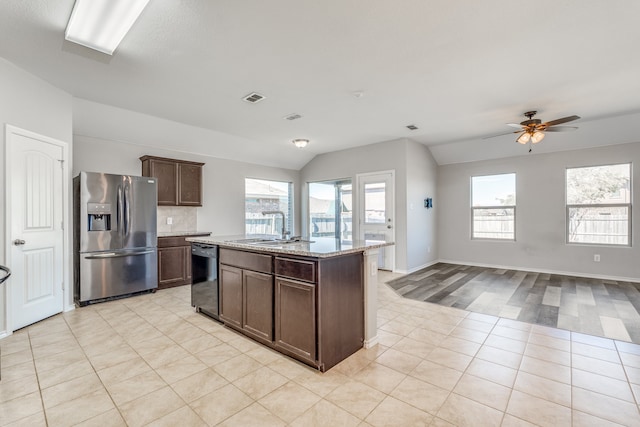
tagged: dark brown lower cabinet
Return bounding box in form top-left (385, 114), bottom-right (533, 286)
top-left (216, 247), bottom-right (363, 371)
top-left (219, 260), bottom-right (274, 344)
top-left (157, 234), bottom-right (209, 289)
top-left (219, 264), bottom-right (243, 329)
top-left (274, 277), bottom-right (316, 364)
top-left (158, 246), bottom-right (188, 288)
top-left (243, 271), bottom-right (273, 342)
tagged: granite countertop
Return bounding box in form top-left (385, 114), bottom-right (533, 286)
top-left (158, 231), bottom-right (212, 238)
top-left (185, 234), bottom-right (394, 258)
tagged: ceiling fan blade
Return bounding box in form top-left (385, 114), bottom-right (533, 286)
top-left (543, 115), bottom-right (580, 127)
top-left (482, 130), bottom-right (521, 140)
top-left (544, 126), bottom-right (578, 132)
top-left (506, 123), bottom-right (523, 129)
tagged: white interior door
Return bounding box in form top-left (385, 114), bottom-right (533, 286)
top-left (7, 126), bottom-right (65, 330)
top-left (358, 171), bottom-right (394, 270)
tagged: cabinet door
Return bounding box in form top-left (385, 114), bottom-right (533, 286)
top-left (219, 264), bottom-right (243, 329)
top-left (275, 277), bottom-right (316, 363)
top-left (150, 159), bottom-right (178, 205)
top-left (158, 246), bottom-right (187, 288)
top-left (243, 271), bottom-right (273, 342)
top-left (178, 163), bottom-right (202, 206)
top-left (185, 246), bottom-right (192, 282)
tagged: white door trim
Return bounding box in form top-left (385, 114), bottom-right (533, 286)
top-left (4, 124), bottom-right (71, 335)
top-left (356, 170), bottom-right (395, 271)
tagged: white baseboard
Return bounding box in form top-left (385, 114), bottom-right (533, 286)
top-left (438, 258), bottom-right (640, 284)
top-left (394, 259), bottom-right (440, 275)
top-left (363, 336), bottom-right (379, 349)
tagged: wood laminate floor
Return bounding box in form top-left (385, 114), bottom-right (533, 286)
top-left (387, 263), bottom-right (640, 344)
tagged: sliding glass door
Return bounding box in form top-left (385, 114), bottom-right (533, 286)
top-left (308, 180), bottom-right (352, 241)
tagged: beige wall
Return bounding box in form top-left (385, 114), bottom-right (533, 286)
top-left (437, 142), bottom-right (640, 280)
top-left (0, 59), bottom-right (74, 335)
top-left (301, 138), bottom-right (439, 273)
top-left (73, 135), bottom-right (301, 237)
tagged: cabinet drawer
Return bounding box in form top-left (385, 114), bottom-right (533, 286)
top-left (220, 248), bottom-right (272, 274)
top-left (158, 236), bottom-right (188, 248)
top-left (274, 257), bottom-right (316, 283)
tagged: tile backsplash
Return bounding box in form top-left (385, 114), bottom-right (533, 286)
top-left (157, 206), bottom-right (197, 233)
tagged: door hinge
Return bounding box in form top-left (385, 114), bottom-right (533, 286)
top-left (61, 221), bottom-right (64, 230)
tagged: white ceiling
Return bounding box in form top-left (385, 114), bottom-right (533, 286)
top-left (2, 1), bottom-right (640, 169)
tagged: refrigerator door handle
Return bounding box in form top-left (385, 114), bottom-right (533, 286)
top-left (84, 250), bottom-right (155, 259)
top-left (117, 184), bottom-right (123, 235)
top-left (124, 182), bottom-right (131, 237)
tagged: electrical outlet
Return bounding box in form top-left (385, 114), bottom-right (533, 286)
top-left (167, 217), bottom-right (173, 225)
top-left (594, 254), bottom-right (600, 262)
top-left (370, 261), bottom-right (378, 276)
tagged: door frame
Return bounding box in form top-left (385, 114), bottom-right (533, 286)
top-left (356, 170), bottom-right (395, 271)
top-left (4, 124), bottom-right (71, 336)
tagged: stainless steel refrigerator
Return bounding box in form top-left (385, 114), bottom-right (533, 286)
top-left (74, 171), bottom-right (158, 305)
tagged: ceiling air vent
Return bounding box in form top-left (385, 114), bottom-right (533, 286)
top-left (284, 113), bottom-right (302, 121)
top-left (406, 124), bottom-right (418, 130)
top-left (243, 92), bottom-right (266, 103)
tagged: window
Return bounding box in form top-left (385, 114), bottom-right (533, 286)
top-left (245, 178), bottom-right (293, 236)
top-left (471, 173), bottom-right (516, 240)
top-left (308, 180), bottom-right (352, 240)
top-left (566, 163), bottom-right (631, 245)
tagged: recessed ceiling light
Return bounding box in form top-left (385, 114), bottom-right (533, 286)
top-left (284, 113), bottom-right (302, 121)
top-left (292, 139), bottom-right (309, 148)
top-left (65, 0), bottom-right (150, 55)
top-left (243, 92), bottom-right (266, 103)
top-left (406, 124), bottom-right (418, 130)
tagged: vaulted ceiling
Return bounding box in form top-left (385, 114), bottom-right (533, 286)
top-left (1, 1), bottom-right (640, 169)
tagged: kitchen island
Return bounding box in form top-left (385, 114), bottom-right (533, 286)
top-left (186, 235), bottom-right (393, 371)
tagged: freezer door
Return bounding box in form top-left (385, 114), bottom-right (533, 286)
top-left (78, 172), bottom-right (123, 253)
top-left (122, 175), bottom-right (157, 250)
top-left (78, 172), bottom-right (157, 252)
top-left (76, 249), bottom-right (158, 304)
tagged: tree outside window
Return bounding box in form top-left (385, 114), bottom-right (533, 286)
top-left (566, 163), bottom-right (631, 245)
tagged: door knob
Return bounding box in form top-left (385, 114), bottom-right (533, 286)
top-left (387, 225), bottom-right (392, 229)
top-left (13, 239), bottom-right (25, 246)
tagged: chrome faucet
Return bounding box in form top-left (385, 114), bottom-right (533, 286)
top-left (261, 210), bottom-right (289, 239)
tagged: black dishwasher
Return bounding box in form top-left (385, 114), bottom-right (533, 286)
top-left (191, 243), bottom-right (219, 321)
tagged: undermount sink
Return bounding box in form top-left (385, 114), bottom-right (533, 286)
top-left (251, 239), bottom-right (314, 246)
top-left (226, 238), bottom-right (275, 244)
top-left (226, 237), bottom-right (314, 246)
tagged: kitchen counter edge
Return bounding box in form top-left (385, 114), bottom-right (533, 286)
top-left (185, 236), bottom-right (394, 258)
top-left (158, 231), bottom-right (211, 238)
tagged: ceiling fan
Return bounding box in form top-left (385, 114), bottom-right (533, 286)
top-left (485, 110), bottom-right (580, 149)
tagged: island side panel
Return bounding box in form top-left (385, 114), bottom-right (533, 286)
top-left (317, 252), bottom-right (364, 371)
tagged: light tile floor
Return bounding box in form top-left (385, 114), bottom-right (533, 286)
top-left (1, 271), bottom-right (639, 426)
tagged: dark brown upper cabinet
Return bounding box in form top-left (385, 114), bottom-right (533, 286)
top-left (140, 155), bottom-right (204, 206)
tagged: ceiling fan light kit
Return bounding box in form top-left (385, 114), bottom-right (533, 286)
top-left (516, 132), bottom-right (531, 144)
top-left (531, 131), bottom-right (545, 144)
top-left (486, 110), bottom-right (580, 149)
